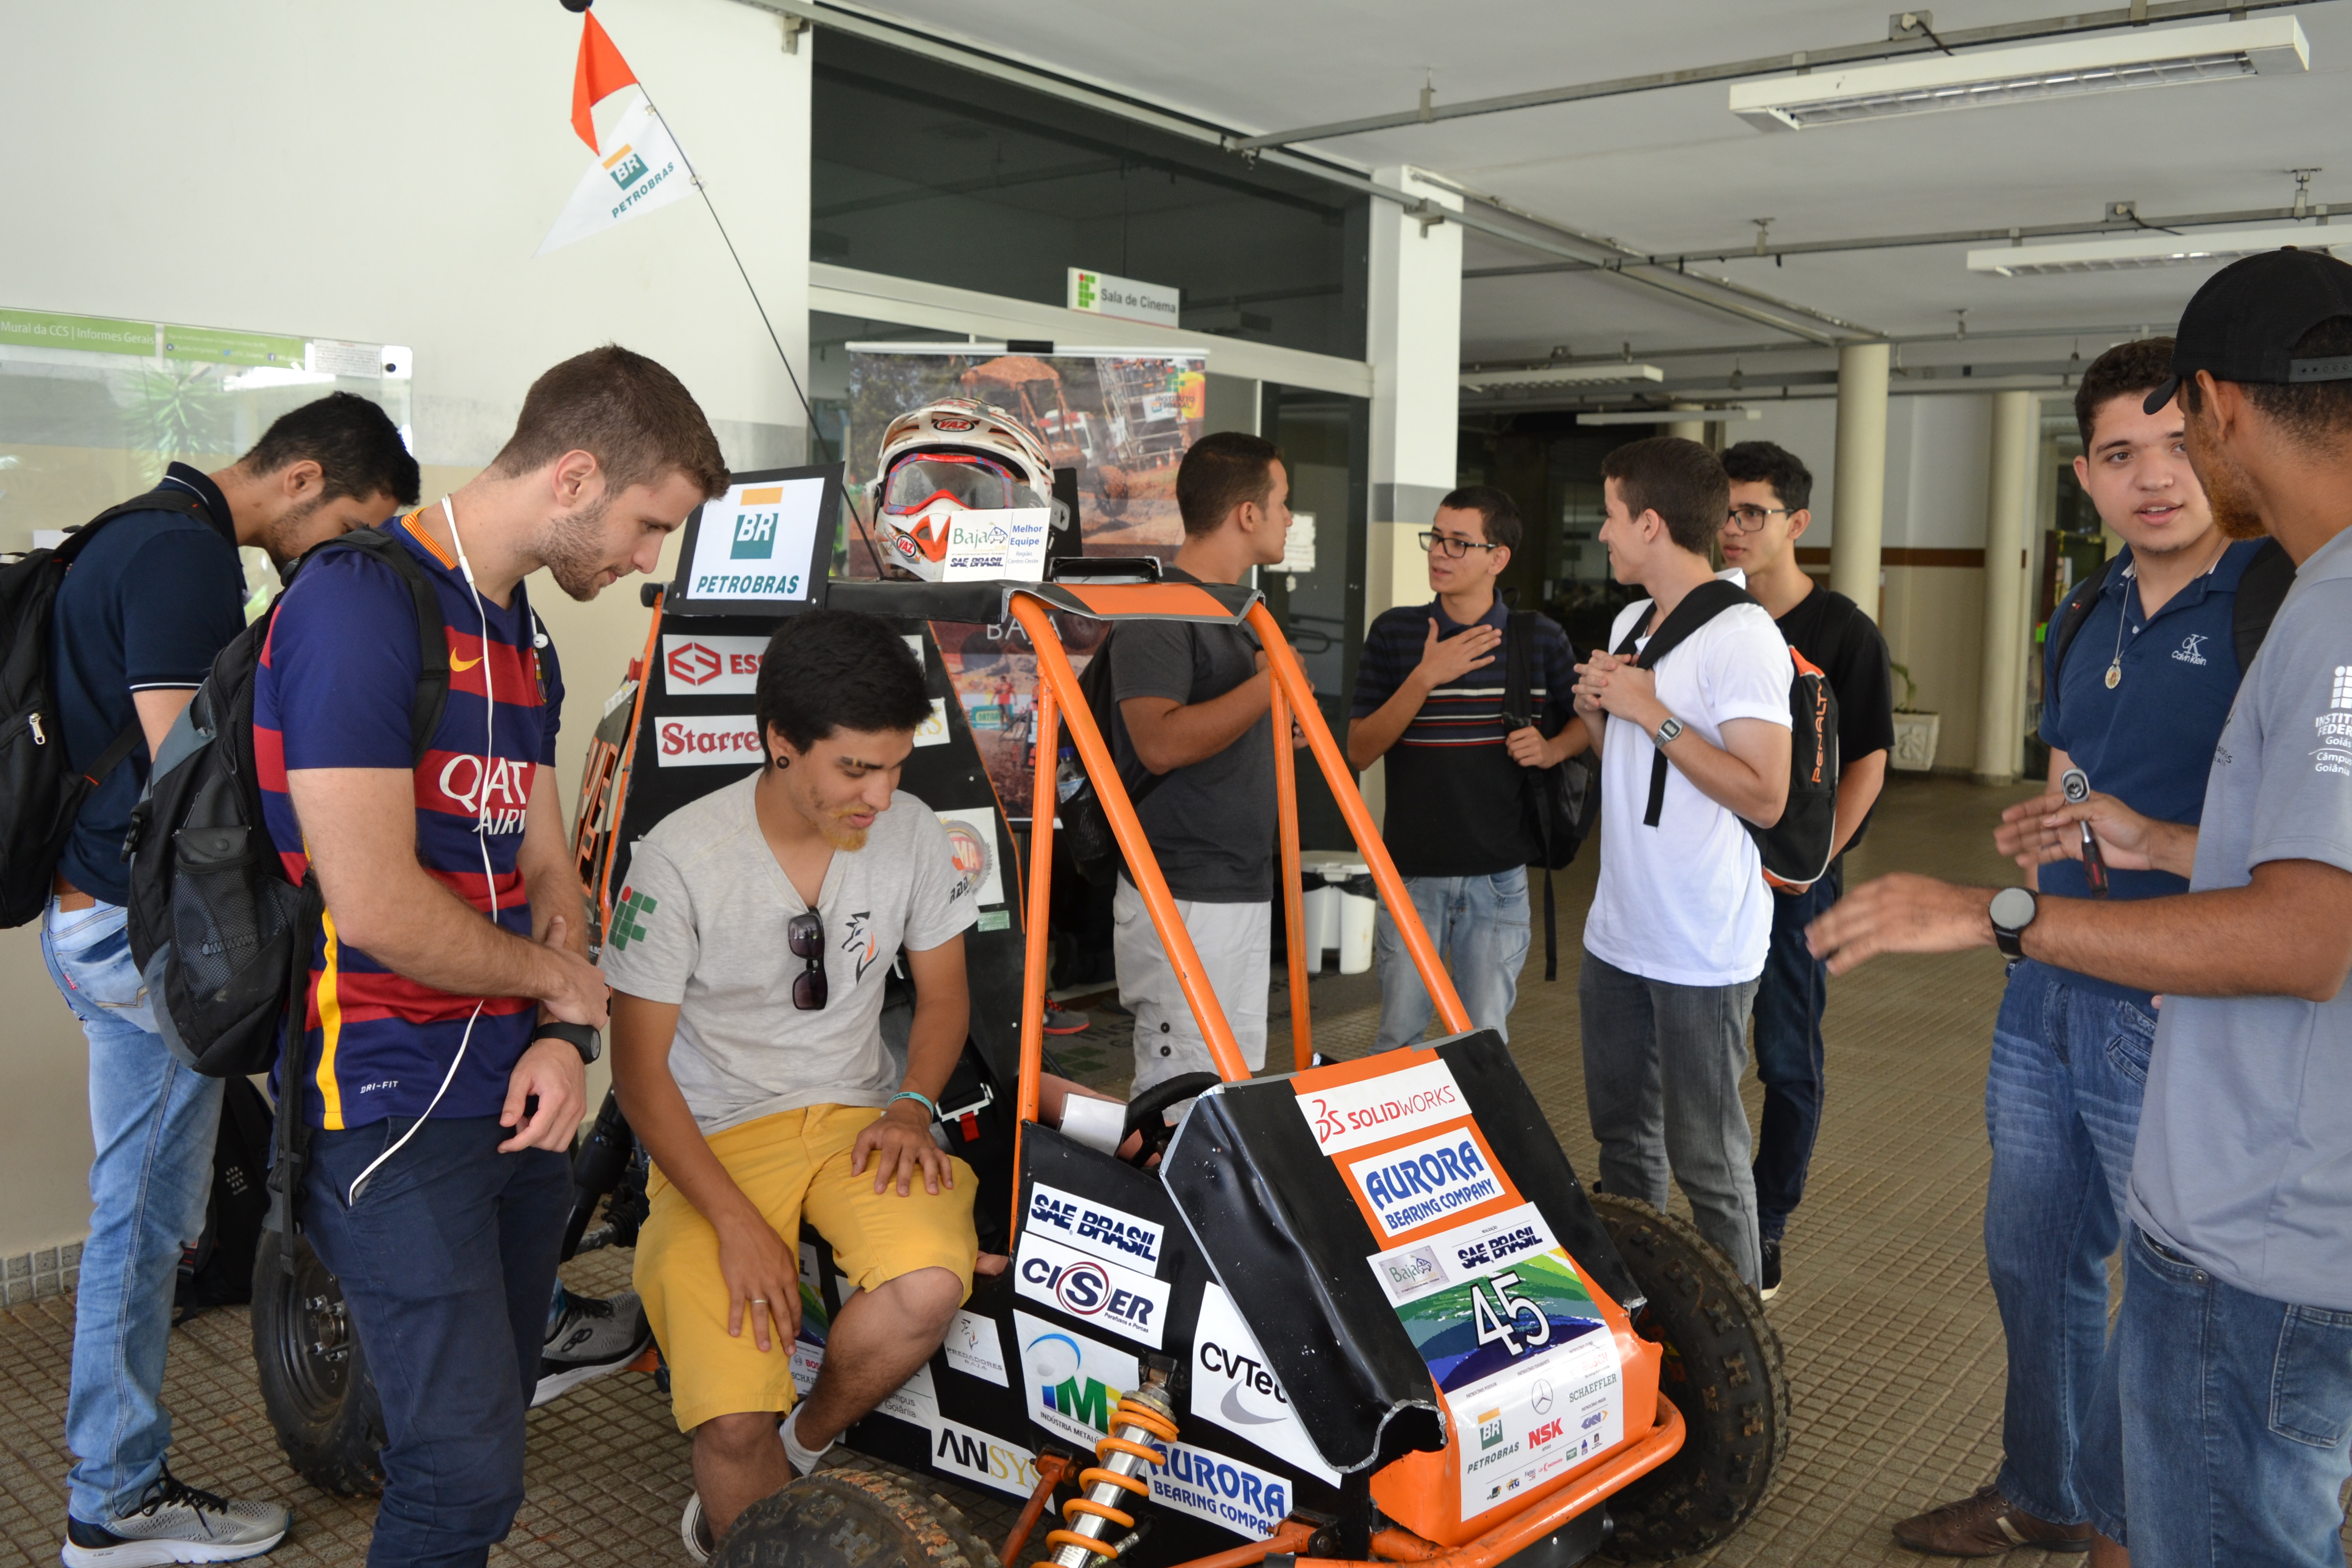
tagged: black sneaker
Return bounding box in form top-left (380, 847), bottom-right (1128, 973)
top-left (1759, 1237), bottom-right (1783, 1302)
top-left (533, 1288), bottom-right (653, 1408)
top-left (63, 1468), bottom-right (290, 1566)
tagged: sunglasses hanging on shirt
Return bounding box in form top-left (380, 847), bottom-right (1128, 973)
top-left (788, 911), bottom-right (828, 1010)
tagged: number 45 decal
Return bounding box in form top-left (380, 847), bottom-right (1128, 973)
top-left (1471, 1271), bottom-right (1552, 1357)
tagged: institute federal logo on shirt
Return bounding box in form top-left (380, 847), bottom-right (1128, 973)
top-left (610, 885), bottom-right (658, 950)
top-left (2314, 665), bottom-right (2352, 779)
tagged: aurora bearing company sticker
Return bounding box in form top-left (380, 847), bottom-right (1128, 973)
top-left (1014, 1232), bottom-right (1170, 1348)
top-left (1294, 1058), bottom-right (1466, 1155)
top-left (1347, 1126), bottom-right (1507, 1239)
top-left (1024, 1182), bottom-right (1164, 1271)
top-left (1148, 1439), bottom-right (1297, 1540)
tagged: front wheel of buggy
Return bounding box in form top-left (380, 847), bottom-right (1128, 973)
top-left (250, 1226), bottom-right (386, 1496)
top-left (1590, 1192), bottom-right (1790, 1560)
top-left (712, 1470), bottom-right (1002, 1568)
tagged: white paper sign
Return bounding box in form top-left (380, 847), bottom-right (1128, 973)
top-left (1454, 1332), bottom-right (1623, 1520)
top-left (914, 697), bottom-right (950, 748)
top-left (1346, 1126), bottom-right (1507, 1240)
top-left (874, 1361), bottom-right (939, 1427)
top-left (1068, 267), bottom-right (1183, 328)
top-left (1023, 1182), bottom-right (1166, 1271)
top-left (1015, 1232), bottom-right (1171, 1348)
top-left (937, 808), bottom-right (1007, 909)
top-left (1149, 1439), bottom-right (1297, 1539)
top-left (680, 477), bottom-right (828, 605)
top-left (1279, 511), bottom-right (1317, 575)
top-left (890, 505), bottom-right (1050, 583)
top-left (538, 94), bottom-right (696, 256)
top-left (944, 1310), bottom-right (1010, 1386)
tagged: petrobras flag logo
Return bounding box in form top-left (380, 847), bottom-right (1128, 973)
top-left (932, 1417), bottom-right (1040, 1500)
top-left (1189, 1283), bottom-right (1341, 1483)
top-left (655, 714), bottom-right (762, 767)
top-left (1147, 1439), bottom-right (1292, 1541)
top-left (1013, 1233), bottom-right (1169, 1348)
top-left (538, 93), bottom-right (695, 256)
top-left (1293, 1058), bottom-right (1467, 1156)
top-left (660, 634), bottom-right (767, 696)
top-left (730, 486), bottom-right (785, 560)
top-left (1024, 1182), bottom-right (1164, 1271)
top-left (1346, 1127), bottom-right (1507, 1239)
top-left (1013, 1310), bottom-right (1138, 1450)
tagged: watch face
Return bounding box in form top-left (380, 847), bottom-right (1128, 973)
top-left (1990, 887), bottom-right (2037, 931)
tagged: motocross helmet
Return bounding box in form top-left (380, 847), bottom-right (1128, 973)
top-left (870, 398), bottom-right (1059, 580)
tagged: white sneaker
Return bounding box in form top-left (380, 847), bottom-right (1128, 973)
top-left (680, 1493), bottom-right (713, 1564)
top-left (534, 1287), bottom-right (653, 1408)
top-left (62, 1471), bottom-right (290, 1567)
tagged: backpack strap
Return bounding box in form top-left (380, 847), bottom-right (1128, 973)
top-left (2048, 555), bottom-right (2120, 679)
top-left (299, 527), bottom-right (451, 765)
top-left (1634, 580), bottom-right (1752, 829)
top-left (51, 484), bottom-right (213, 566)
top-left (2232, 538), bottom-right (2295, 672)
top-left (1502, 612), bottom-right (1562, 982)
top-left (82, 719), bottom-right (147, 789)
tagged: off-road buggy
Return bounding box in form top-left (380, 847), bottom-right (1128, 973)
top-left (252, 544), bottom-right (1786, 1565)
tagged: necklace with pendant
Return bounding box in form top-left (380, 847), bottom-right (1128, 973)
top-left (2104, 582), bottom-right (2129, 689)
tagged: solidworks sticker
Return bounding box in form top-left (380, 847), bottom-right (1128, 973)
top-left (1189, 1283), bottom-right (1339, 1483)
top-left (1294, 1058), bottom-right (1466, 1156)
top-left (655, 714), bottom-right (762, 766)
top-left (1014, 1232), bottom-right (1169, 1348)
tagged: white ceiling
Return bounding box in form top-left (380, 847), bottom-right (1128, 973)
top-left (831, 0), bottom-right (2352, 367)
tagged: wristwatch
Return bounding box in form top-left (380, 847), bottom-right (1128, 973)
top-left (1652, 715), bottom-right (1686, 748)
top-left (1989, 887), bottom-right (2039, 959)
top-left (531, 1020), bottom-right (602, 1065)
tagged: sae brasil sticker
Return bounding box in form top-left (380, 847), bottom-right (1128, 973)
top-left (1024, 1182), bottom-right (1164, 1271)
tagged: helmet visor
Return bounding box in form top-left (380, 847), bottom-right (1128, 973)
top-left (883, 452), bottom-right (1047, 514)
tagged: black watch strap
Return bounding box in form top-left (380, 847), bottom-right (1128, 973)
top-left (531, 1020), bottom-right (602, 1065)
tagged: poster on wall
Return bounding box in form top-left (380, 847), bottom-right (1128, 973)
top-left (846, 345), bottom-right (1209, 818)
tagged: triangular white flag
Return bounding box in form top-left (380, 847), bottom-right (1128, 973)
top-left (537, 93), bottom-right (695, 256)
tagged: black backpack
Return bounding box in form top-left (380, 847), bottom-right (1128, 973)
top-left (1613, 579), bottom-right (1841, 891)
top-left (0, 486), bottom-right (212, 927)
top-left (1061, 629), bottom-right (1165, 885)
top-left (125, 526), bottom-right (450, 1079)
top-left (1502, 611), bottom-right (1597, 981)
top-left (174, 1073), bottom-right (274, 1323)
top-left (2048, 537), bottom-right (2296, 680)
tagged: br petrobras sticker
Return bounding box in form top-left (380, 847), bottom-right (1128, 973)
top-left (1294, 1058), bottom-right (1466, 1156)
top-left (1014, 1309), bottom-right (1139, 1450)
top-left (1346, 1126), bottom-right (1507, 1239)
top-left (1024, 1181), bottom-right (1164, 1272)
top-left (1014, 1232), bottom-right (1170, 1348)
top-left (1455, 1330), bottom-right (1623, 1520)
top-left (1147, 1438), bottom-right (1295, 1541)
top-left (654, 714), bottom-right (762, 767)
top-left (932, 1417), bottom-right (1040, 1500)
top-left (1189, 1283), bottom-right (1340, 1483)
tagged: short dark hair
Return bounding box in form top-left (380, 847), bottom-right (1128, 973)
top-left (240, 391), bottom-right (420, 506)
top-left (1599, 436), bottom-right (1728, 554)
top-left (1718, 441), bottom-right (1812, 514)
top-left (2074, 337), bottom-right (2177, 450)
top-left (754, 609), bottom-right (933, 753)
top-left (2183, 316), bottom-right (2352, 453)
top-left (1438, 484), bottom-right (1522, 554)
top-left (1175, 431), bottom-right (1282, 537)
top-left (490, 345), bottom-right (729, 501)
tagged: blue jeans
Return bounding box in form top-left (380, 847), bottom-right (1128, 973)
top-left (1984, 961), bottom-right (2151, 1538)
top-left (42, 898), bottom-right (225, 1525)
top-left (1750, 867), bottom-right (1841, 1242)
top-left (303, 1116), bottom-right (571, 1568)
top-left (2117, 1229), bottom-right (2352, 1568)
top-left (1373, 869), bottom-right (1531, 1052)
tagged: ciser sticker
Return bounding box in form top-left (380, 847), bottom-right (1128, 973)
top-left (1294, 1058), bottom-right (1466, 1156)
top-left (1024, 1182), bottom-right (1164, 1272)
top-left (1014, 1232), bottom-right (1170, 1348)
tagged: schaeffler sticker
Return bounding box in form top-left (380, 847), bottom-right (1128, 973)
top-left (933, 1417), bottom-right (1040, 1499)
top-left (944, 1310), bottom-right (1009, 1386)
top-left (1014, 1310), bottom-right (1139, 1450)
top-left (1014, 1232), bottom-right (1171, 1349)
top-left (1346, 1125), bottom-right (1508, 1239)
top-left (1024, 1182), bottom-right (1165, 1271)
top-left (1189, 1283), bottom-right (1341, 1482)
top-left (1147, 1438), bottom-right (1297, 1540)
top-left (1455, 1332), bottom-right (1623, 1520)
top-left (1294, 1058), bottom-right (1466, 1156)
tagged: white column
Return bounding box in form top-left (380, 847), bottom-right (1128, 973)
top-left (1663, 404), bottom-right (1707, 443)
top-left (1829, 342), bottom-right (1890, 619)
top-left (1365, 166), bottom-right (1463, 625)
top-left (1975, 389), bottom-right (2037, 784)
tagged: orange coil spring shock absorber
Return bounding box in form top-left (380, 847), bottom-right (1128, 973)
top-left (1045, 1385), bottom-right (1180, 1566)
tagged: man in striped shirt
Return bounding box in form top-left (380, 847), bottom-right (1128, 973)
top-left (1349, 486), bottom-right (1582, 1051)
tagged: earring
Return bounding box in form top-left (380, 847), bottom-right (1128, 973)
top-left (773, 753), bottom-right (789, 769)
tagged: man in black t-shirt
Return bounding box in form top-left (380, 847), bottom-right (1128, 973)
top-left (1717, 442), bottom-right (1894, 1299)
top-left (1349, 487), bottom-right (1581, 1051)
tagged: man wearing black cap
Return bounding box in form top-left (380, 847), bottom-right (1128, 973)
top-left (1807, 247), bottom-right (2352, 1568)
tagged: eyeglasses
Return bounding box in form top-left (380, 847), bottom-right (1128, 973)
top-left (788, 911), bottom-right (828, 1011)
top-left (1417, 531), bottom-right (1503, 559)
top-left (1725, 505), bottom-right (1793, 533)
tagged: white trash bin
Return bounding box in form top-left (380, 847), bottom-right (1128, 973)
top-left (1297, 851), bottom-right (1374, 975)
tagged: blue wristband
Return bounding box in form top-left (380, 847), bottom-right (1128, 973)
top-left (888, 1090), bottom-right (938, 1122)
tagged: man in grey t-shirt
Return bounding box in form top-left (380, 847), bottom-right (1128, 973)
top-left (1810, 250), bottom-right (2352, 1568)
top-left (1109, 431), bottom-right (1293, 1093)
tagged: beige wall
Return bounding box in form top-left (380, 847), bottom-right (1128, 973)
top-left (1879, 562), bottom-right (1987, 769)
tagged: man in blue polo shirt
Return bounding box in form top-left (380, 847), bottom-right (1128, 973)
top-left (1889, 339), bottom-right (2266, 1558)
top-left (1349, 485), bottom-right (1581, 1051)
top-left (41, 394), bottom-right (418, 1566)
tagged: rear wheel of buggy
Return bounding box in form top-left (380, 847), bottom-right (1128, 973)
top-left (251, 1226), bottom-right (386, 1496)
top-left (712, 1470), bottom-right (1002, 1568)
top-left (1590, 1193), bottom-right (1790, 1560)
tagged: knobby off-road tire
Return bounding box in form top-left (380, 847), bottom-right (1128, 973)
top-left (250, 1226), bottom-right (387, 1496)
top-left (713, 1469), bottom-right (1003, 1568)
top-left (1589, 1193), bottom-right (1791, 1560)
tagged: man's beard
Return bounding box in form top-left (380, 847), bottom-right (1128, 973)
top-left (259, 495), bottom-right (325, 568)
top-left (2198, 454), bottom-right (2270, 541)
top-left (818, 812), bottom-right (869, 852)
top-left (538, 495), bottom-right (614, 601)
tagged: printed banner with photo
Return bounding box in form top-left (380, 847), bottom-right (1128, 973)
top-left (847, 346), bottom-right (1207, 818)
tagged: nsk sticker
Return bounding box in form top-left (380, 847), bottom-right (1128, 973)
top-left (1346, 1126), bottom-right (1507, 1239)
top-left (1148, 1439), bottom-right (1295, 1540)
top-left (1190, 1283), bottom-right (1340, 1482)
top-left (1015, 1232), bottom-right (1170, 1348)
top-left (660, 634), bottom-right (767, 695)
top-left (1294, 1058), bottom-right (1466, 1156)
top-left (1453, 1330), bottom-right (1623, 1519)
top-left (944, 1310), bottom-right (1009, 1386)
top-left (932, 1417), bottom-right (1040, 1499)
top-left (1024, 1182), bottom-right (1164, 1271)
top-left (654, 714), bottom-right (762, 766)
top-left (1014, 1310), bottom-right (1139, 1449)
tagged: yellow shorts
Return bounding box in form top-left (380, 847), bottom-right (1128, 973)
top-left (633, 1103), bottom-right (977, 1433)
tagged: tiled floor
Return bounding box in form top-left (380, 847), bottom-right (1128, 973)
top-left (3, 774), bottom-right (2345, 1567)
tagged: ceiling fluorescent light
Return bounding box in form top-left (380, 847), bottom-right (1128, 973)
top-left (1576, 407), bottom-right (1764, 426)
top-left (1731, 17), bottom-right (2307, 132)
top-left (1458, 363), bottom-right (1664, 392)
top-left (1968, 225), bottom-right (2341, 277)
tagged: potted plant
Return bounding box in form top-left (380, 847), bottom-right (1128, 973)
top-left (1889, 663), bottom-right (1941, 772)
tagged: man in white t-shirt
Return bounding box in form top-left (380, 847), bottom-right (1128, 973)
top-left (1572, 437), bottom-right (1793, 1288)
top-left (603, 610), bottom-right (978, 1557)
